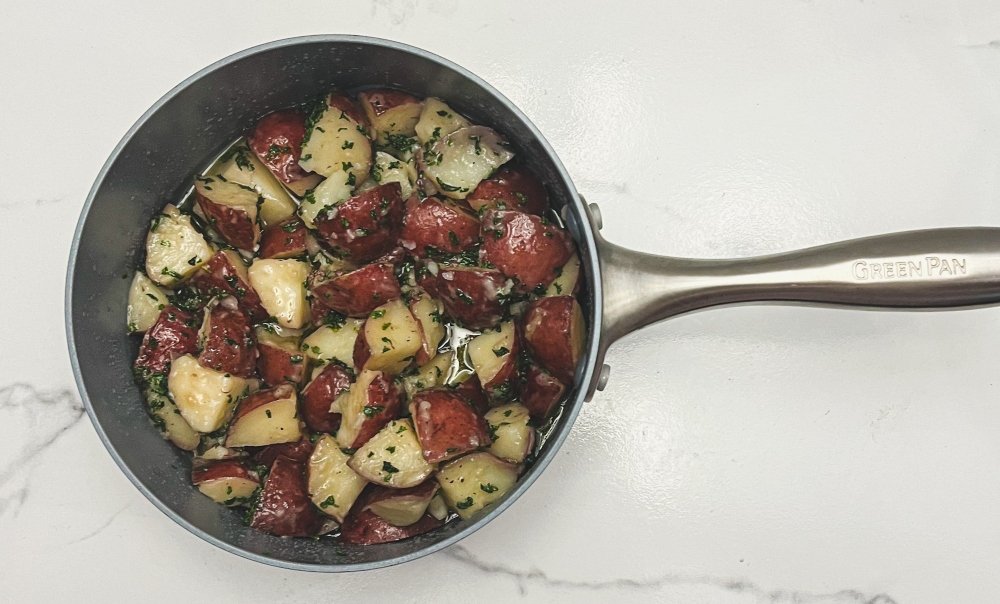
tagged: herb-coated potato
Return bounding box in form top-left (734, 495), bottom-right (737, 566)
top-left (144, 387), bottom-right (200, 451)
top-left (361, 480), bottom-right (439, 527)
top-left (190, 250), bottom-right (268, 322)
top-left (357, 89), bottom-right (423, 146)
top-left (481, 209), bottom-right (573, 291)
top-left (545, 252), bottom-right (580, 297)
top-left (301, 319), bottom-right (363, 369)
top-left (335, 370), bottom-right (404, 450)
top-left (408, 292), bottom-right (445, 366)
top-left (339, 506), bottom-right (444, 545)
top-left (126, 272), bottom-right (168, 333)
top-left (134, 305), bottom-right (200, 374)
top-left (250, 455), bottom-right (324, 537)
top-left (354, 299), bottom-right (423, 375)
top-left (414, 97), bottom-right (470, 145)
top-left (191, 459), bottom-right (259, 506)
top-left (467, 321), bottom-right (518, 401)
top-left (409, 389), bottom-right (491, 464)
top-left (368, 151), bottom-right (416, 198)
top-left (247, 258), bottom-right (311, 329)
top-left (421, 126), bottom-right (513, 200)
top-left (348, 419), bottom-right (434, 488)
top-left (313, 182), bottom-right (405, 263)
top-left (399, 196), bottom-right (480, 256)
top-left (418, 265), bottom-right (509, 330)
top-left (253, 437), bottom-right (315, 468)
top-left (521, 364), bottom-right (566, 421)
top-left (145, 204), bottom-right (214, 287)
top-left (298, 93), bottom-right (372, 184)
top-left (307, 435), bottom-right (368, 523)
top-left (484, 403), bottom-right (535, 464)
top-left (198, 298), bottom-right (256, 378)
top-left (522, 295), bottom-right (585, 385)
top-left (225, 384), bottom-right (301, 447)
top-left (247, 110), bottom-right (322, 196)
top-left (467, 166), bottom-right (549, 216)
top-left (254, 327), bottom-right (306, 387)
top-left (194, 177), bottom-right (260, 252)
top-left (213, 144), bottom-right (297, 227)
top-left (435, 452), bottom-right (519, 520)
top-left (310, 261), bottom-right (401, 319)
top-left (167, 354), bottom-right (248, 433)
top-left (300, 362), bottom-right (352, 433)
top-left (258, 217), bottom-right (309, 259)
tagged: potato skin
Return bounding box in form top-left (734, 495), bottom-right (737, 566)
top-left (409, 389), bottom-right (491, 464)
top-left (258, 217), bottom-right (308, 259)
top-left (343, 372), bottom-right (404, 449)
top-left (400, 196), bottom-right (480, 256)
top-left (452, 375), bottom-right (491, 416)
top-left (300, 363), bottom-right (352, 433)
top-left (418, 265), bottom-right (507, 330)
top-left (191, 251), bottom-right (268, 322)
top-left (191, 458), bottom-right (258, 485)
top-left (253, 437), bottom-right (315, 467)
top-left (522, 296), bottom-right (584, 385)
top-left (134, 305), bottom-right (199, 374)
top-left (339, 507), bottom-right (444, 545)
top-left (198, 302), bottom-right (256, 378)
top-left (310, 262), bottom-right (401, 319)
top-left (249, 455), bottom-right (324, 537)
top-left (481, 209), bottom-right (572, 291)
top-left (467, 166), bottom-right (548, 215)
top-left (247, 110), bottom-right (316, 188)
top-left (326, 92), bottom-right (368, 129)
top-left (195, 190), bottom-right (258, 252)
top-left (521, 364), bottom-right (565, 421)
top-left (256, 338), bottom-right (306, 387)
top-left (314, 182), bottom-right (405, 263)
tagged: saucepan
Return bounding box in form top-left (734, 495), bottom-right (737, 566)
top-left (66, 35), bottom-right (1000, 571)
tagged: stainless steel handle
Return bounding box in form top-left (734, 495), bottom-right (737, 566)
top-left (599, 226), bottom-right (1000, 343)
top-left (586, 203), bottom-right (1000, 399)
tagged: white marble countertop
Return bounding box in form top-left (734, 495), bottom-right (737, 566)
top-left (4, 1), bottom-right (1000, 601)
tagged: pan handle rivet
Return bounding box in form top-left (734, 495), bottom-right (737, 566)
top-left (596, 364), bottom-right (611, 390)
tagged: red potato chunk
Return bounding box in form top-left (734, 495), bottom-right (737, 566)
top-left (310, 261), bottom-right (401, 319)
top-left (409, 389), bottom-right (491, 464)
top-left (467, 166), bottom-right (549, 216)
top-left (194, 178), bottom-right (260, 252)
top-left (352, 299), bottom-right (423, 376)
top-left (190, 250), bottom-right (268, 322)
top-left (253, 437), bottom-right (315, 467)
top-left (339, 507), bottom-right (444, 545)
top-left (418, 265), bottom-right (508, 330)
top-left (255, 328), bottom-right (306, 387)
top-left (357, 89), bottom-right (423, 144)
top-left (314, 182), bottom-right (405, 263)
top-left (198, 299), bottom-right (256, 378)
top-left (481, 209), bottom-right (572, 291)
top-left (522, 296), bottom-right (585, 385)
top-left (451, 375), bottom-right (491, 416)
top-left (258, 217), bottom-right (308, 259)
top-left (467, 321), bottom-right (519, 402)
top-left (521, 364), bottom-right (566, 421)
top-left (300, 362), bottom-right (352, 434)
top-left (247, 110), bottom-right (322, 196)
top-left (325, 92), bottom-right (368, 130)
top-left (399, 196), bottom-right (480, 256)
top-left (134, 305), bottom-right (199, 374)
top-left (250, 455), bottom-right (324, 537)
top-left (336, 370), bottom-right (404, 450)
top-left (360, 481), bottom-right (439, 527)
top-left (191, 459), bottom-right (259, 505)
top-left (225, 384), bottom-right (301, 447)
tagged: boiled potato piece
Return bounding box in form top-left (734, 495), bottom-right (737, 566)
top-left (436, 452), bottom-right (519, 520)
top-left (167, 354), bottom-right (248, 433)
top-left (299, 102), bottom-right (371, 183)
top-left (348, 419), bottom-right (434, 488)
top-left (308, 435), bottom-right (367, 522)
top-left (365, 151), bottom-right (417, 199)
top-left (545, 252), bottom-right (580, 297)
top-left (299, 169), bottom-right (352, 229)
top-left (224, 385), bottom-right (301, 447)
top-left (409, 294), bottom-right (445, 366)
top-left (427, 492), bottom-right (448, 521)
top-left (302, 319), bottom-right (364, 368)
top-left (247, 259), bottom-right (310, 328)
top-left (144, 387), bottom-right (199, 451)
top-left (401, 353), bottom-right (451, 399)
top-left (484, 403), bottom-right (535, 464)
top-left (127, 272), bottom-right (168, 333)
top-left (422, 126), bottom-right (513, 200)
top-left (360, 299), bottom-right (422, 374)
top-left (214, 144), bottom-right (297, 226)
top-left (415, 98), bottom-right (470, 145)
top-left (468, 321), bottom-right (517, 388)
top-left (145, 204), bottom-right (214, 287)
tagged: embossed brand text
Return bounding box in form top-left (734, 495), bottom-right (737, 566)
top-left (852, 256), bottom-right (967, 280)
